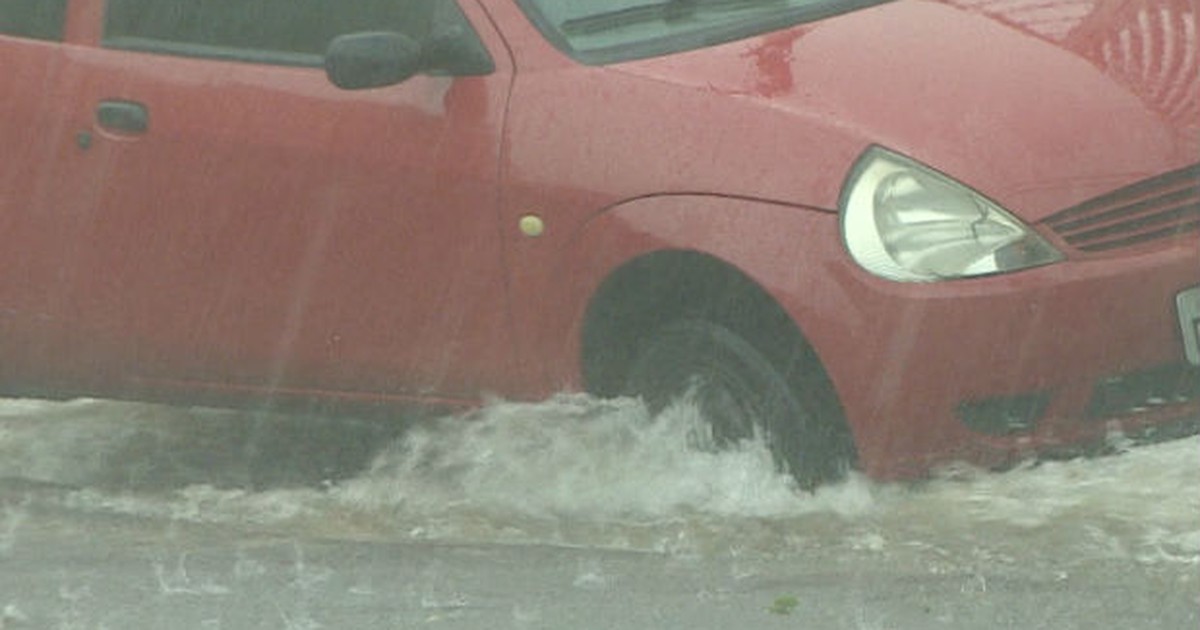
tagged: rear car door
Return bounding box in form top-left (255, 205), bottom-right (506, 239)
top-left (52, 0), bottom-right (516, 400)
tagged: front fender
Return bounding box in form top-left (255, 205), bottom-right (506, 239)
top-left (505, 193), bottom-right (864, 402)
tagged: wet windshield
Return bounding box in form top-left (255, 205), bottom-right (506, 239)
top-left (517, 0), bottom-right (890, 63)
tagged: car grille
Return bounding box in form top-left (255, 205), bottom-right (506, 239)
top-left (1041, 162), bottom-right (1200, 252)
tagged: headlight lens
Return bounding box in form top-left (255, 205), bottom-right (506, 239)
top-left (840, 147), bottom-right (1063, 282)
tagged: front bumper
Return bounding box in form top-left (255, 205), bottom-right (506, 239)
top-left (796, 236), bottom-right (1200, 480)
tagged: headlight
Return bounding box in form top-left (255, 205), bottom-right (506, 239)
top-left (839, 147), bottom-right (1063, 282)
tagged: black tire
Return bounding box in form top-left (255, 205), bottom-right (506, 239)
top-left (622, 318), bottom-right (850, 489)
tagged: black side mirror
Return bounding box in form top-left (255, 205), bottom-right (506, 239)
top-left (325, 32), bottom-right (423, 90)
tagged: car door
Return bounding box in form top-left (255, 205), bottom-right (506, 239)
top-left (54, 0), bottom-right (517, 401)
top-left (0, 0), bottom-right (81, 389)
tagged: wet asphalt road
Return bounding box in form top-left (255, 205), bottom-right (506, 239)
top-left (2, 500), bottom-right (1196, 630)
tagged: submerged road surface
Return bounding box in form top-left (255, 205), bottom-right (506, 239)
top-left (0, 397), bottom-right (1196, 629)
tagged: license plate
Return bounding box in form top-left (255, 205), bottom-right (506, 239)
top-left (1178, 287), bottom-right (1200, 366)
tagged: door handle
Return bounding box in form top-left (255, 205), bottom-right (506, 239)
top-left (96, 100), bottom-right (149, 134)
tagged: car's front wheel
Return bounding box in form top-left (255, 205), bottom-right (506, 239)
top-left (622, 318), bottom-right (852, 489)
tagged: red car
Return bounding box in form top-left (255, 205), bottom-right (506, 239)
top-left (2, 0), bottom-right (1197, 486)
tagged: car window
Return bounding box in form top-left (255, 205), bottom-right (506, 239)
top-left (103, 0), bottom-right (470, 67)
top-left (0, 0), bottom-right (67, 41)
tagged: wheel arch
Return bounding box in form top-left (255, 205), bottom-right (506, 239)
top-left (567, 196), bottom-right (860, 466)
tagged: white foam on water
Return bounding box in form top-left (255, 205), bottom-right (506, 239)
top-left (0, 396), bottom-right (1195, 563)
top-left (336, 394), bottom-right (869, 520)
top-left (873, 434), bottom-right (1200, 564)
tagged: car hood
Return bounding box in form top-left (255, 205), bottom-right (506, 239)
top-left (605, 0), bottom-right (1199, 219)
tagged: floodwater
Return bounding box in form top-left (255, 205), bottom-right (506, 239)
top-left (0, 396), bottom-right (1196, 629)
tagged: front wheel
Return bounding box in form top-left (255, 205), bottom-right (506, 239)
top-left (622, 319), bottom-right (852, 489)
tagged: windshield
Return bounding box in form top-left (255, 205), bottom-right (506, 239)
top-left (516, 0), bottom-right (891, 64)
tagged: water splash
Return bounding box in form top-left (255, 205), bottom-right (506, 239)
top-left (0, 397), bottom-right (1195, 564)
